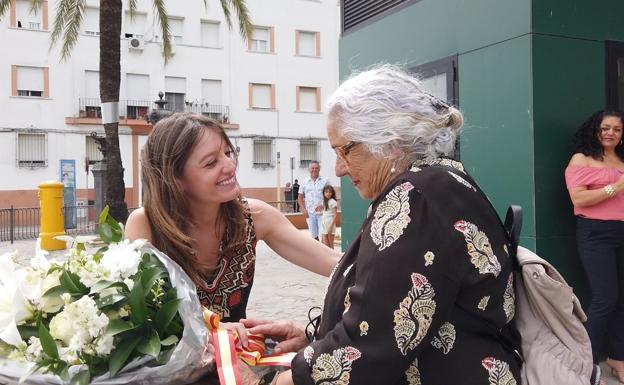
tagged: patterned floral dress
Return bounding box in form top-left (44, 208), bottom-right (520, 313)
top-left (196, 198), bottom-right (257, 322)
top-left (291, 159), bottom-right (520, 385)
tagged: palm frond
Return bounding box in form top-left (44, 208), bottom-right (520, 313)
top-left (128, 0), bottom-right (137, 19)
top-left (49, 0), bottom-right (72, 48)
top-left (49, 0), bottom-right (85, 61)
top-left (0, 0), bottom-right (13, 19)
top-left (152, 0), bottom-right (172, 63)
top-left (29, 0), bottom-right (43, 15)
top-left (220, 0), bottom-right (253, 43)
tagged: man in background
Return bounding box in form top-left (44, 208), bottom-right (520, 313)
top-left (298, 161), bottom-right (329, 241)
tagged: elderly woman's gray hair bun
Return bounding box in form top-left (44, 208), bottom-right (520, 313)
top-left (327, 64), bottom-right (463, 162)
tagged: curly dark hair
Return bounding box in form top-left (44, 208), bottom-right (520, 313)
top-left (573, 109), bottom-right (624, 160)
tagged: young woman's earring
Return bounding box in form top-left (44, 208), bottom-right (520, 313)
top-left (390, 163), bottom-right (396, 174)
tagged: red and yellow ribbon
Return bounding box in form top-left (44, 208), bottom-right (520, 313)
top-left (203, 308), bottom-right (296, 385)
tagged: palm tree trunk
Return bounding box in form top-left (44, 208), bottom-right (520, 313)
top-left (100, 0), bottom-right (128, 223)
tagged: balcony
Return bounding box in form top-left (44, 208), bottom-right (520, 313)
top-left (66, 98), bottom-right (238, 130)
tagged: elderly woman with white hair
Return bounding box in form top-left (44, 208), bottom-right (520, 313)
top-left (242, 65), bottom-right (521, 385)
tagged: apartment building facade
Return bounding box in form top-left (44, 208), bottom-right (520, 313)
top-left (0, 0), bottom-right (340, 209)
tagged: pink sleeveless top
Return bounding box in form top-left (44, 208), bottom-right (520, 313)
top-left (565, 165), bottom-right (624, 220)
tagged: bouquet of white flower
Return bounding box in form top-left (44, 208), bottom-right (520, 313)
top-left (0, 208), bottom-right (213, 385)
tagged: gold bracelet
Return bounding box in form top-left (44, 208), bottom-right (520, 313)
top-left (604, 184), bottom-right (617, 198)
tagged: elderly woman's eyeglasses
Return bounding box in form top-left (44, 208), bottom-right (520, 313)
top-left (334, 141), bottom-right (361, 161)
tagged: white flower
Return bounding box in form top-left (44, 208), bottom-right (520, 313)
top-left (0, 252), bottom-right (35, 346)
top-left (24, 337), bottom-right (43, 362)
top-left (49, 311), bottom-right (74, 346)
top-left (38, 270), bottom-right (64, 314)
top-left (100, 239), bottom-right (145, 281)
top-left (7, 341), bottom-right (27, 362)
top-left (49, 296), bottom-right (109, 354)
top-left (94, 334), bottom-right (114, 356)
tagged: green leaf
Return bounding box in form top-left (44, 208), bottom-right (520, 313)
top-left (59, 270), bottom-right (87, 295)
top-left (90, 280), bottom-right (129, 295)
top-left (165, 318), bottom-right (183, 335)
top-left (98, 222), bottom-right (114, 244)
top-left (160, 335), bottom-right (178, 346)
top-left (38, 320), bottom-right (59, 360)
top-left (106, 215), bottom-right (123, 243)
top-left (108, 335), bottom-right (141, 377)
top-left (17, 325), bottom-right (38, 339)
top-left (42, 285), bottom-right (69, 298)
top-left (98, 206), bottom-right (110, 224)
top-left (76, 242), bottom-right (86, 253)
top-left (140, 266), bottom-right (166, 293)
top-left (128, 280), bottom-right (147, 325)
top-left (106, 319), bottom-right (135, 336)
top-left (163, 287), bottom-right (177, 303)
top-left (136, 329), bottom-right (160, 357)
top-left (96, 294), bottom-right (126, 309)
top-left (153, 298), bottom-right (182, 336)
top-left (70, 368), bottom-right (90, 385)
top-left (157, 346), bottom-right (176, 365)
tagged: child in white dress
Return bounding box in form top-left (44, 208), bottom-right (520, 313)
top-left (320, 185), bottom-right (338, 248)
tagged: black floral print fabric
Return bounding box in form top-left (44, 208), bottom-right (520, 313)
top-left (291, 159), bottom-right (521, 385)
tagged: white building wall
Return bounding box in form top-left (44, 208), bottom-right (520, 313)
top-left (0, 0), bottom-right (340, 204)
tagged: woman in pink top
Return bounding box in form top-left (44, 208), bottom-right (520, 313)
top-left (565, 110), bottom-right (624, 382)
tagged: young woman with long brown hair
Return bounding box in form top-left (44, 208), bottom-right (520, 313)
top-left (125, 113), bottom-right (340, 340)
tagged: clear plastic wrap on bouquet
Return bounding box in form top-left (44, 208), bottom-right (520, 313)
top-left (0, 243), bottom-right (215, 385)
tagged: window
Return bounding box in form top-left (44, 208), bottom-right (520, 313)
top-left (83, 7), bottom-right (99, 35)
top-left (200, 21), bottom-right (220, 47)
top-left (12, 66), bottom-right (47, 98)
top-left (607, 41), bottom-right (624, 111)
top-left (82, 70), bottom-right (100, 117)
top-left (200, 79), bottom-right (225, 120)
top-left (410, 55), bottom-right (459, 157)
top-left (249, 26), bottom-right (273, 53)
top-left (14, 0), bottom-right (45, 30)
top-left (253, 139), bottom-right (273, 166)
top-left (297, 86), bottom-right (320, 112)
top-left (125, 73), bottom-right (150, 119)
top-left (299, 140), bottom-right (318, 167)
top-left (202, 79), bottom-right (222, 104)
top-left (169, 17), bottom-right (184, 44)
top-left (85, 136), bottom-right (104, 164)
top-left (249, 83), bottom-right (275, 109)
top-left (296, 31), bottom-right (319, 56)
top-left (124, 12), bottom-right (147, 38)
top-left (165, 76), bottom-right (186, 112)
top-left (17, 132), bottom-right (47, 168)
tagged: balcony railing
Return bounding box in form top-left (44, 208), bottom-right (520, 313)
top-left (77, 98), bottom-right (230, 123)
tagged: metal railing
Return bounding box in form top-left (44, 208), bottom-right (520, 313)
top-left (0, 205), bottom-right (137, 243)
top-left (266, 200), bottom-right (300, 213)
top-left (77, 98), bottom-right (230, 123)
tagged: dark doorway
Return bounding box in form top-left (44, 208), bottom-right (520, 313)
top-left (606, 41), bottom-right (624, 111)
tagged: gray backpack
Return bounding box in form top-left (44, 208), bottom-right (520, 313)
top-left (503, 207), bottom-right (598, 385)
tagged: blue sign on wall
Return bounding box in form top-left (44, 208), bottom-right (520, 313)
top-left (60, 159), bottom-right (77, 229)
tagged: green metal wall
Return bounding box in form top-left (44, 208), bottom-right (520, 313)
top-left (339, 0), bottom-right (532, 249)
top-left (338, 0), bottom-right (624, 302)
top-left (530, 0), bottom-right (624, 300)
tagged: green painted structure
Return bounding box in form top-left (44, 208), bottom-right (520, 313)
top-left (339, 0), bottom-right (624, 303)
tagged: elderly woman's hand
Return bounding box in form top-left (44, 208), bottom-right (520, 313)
top-left (240, 319), bottom-right (308, 353)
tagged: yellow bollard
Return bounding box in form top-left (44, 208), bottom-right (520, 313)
top-left (39, 181), bottom-right (66, 250)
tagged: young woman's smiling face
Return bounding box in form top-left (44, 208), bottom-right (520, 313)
top-left (180, 129), bottom-right (239, 205)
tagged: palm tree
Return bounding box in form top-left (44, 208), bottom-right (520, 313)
top-left (0, 0), bottom-right (252, 223)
